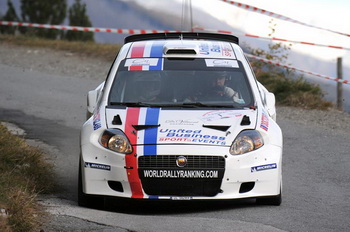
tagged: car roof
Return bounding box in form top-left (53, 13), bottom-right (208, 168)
top-left (124, 33), bottom-right (240, 59)
top-left (124, 32), bottom-right (239, 44)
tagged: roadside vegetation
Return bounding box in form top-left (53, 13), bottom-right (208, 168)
top-left (0, 34), bottom-right (121, 62)
top-left (247, 19), bottom-right (333, 110)
top-left (247, 42), bottom-right (333, 110)
top-left (0, 123), bottom-right (55, 232)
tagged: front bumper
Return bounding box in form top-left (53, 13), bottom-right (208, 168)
top-left (80, 139), bottom-right (282, 200)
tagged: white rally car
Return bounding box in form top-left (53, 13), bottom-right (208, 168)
top-left (79, 32), bottom-right (283, 207)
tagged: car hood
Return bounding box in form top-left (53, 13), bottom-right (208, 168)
top-left (105, 108), bottom-right (257, 147)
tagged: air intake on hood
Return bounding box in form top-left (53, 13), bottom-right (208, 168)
top-left (202, 125), bottom-right (230, 132)
top-left (112, 115), bottom-right (122, 125)
top-left (240, 115), bottom-right (251, 126)
top-left (132, 124), bottom-right (160, 131)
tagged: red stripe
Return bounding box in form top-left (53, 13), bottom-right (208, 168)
top-left (124, 108), bottom-right (144, 198)
top-left (245, 34), bottom-right (259, 38)
top-left (328, 45), bottom-right (343, 49)
top-left (272, 37), bottom-right (287, 42)
top-left (129, 41), bottom-right (146, 71)
top-left (300, 41), bottom-right (315, 45)
top-left (217, 30), bottom-right (231, 34)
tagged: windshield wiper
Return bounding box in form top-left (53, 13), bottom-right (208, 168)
top-left (110, 102), bottom-right (239, 108)
top-left (110, 102), bottom-right (155, 107)
top-left (182, 102), bottom-right (237, 108)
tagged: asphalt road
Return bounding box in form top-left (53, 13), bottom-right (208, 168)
top-left (1, 46), bottom-right (350, 232)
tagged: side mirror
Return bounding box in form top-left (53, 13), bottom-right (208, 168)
top-left (87, 89), bottom-right (98, 115)
top-left (266, 92), bottom-right (276, 121)
top-left (86, 82), bottom-right (105, 119)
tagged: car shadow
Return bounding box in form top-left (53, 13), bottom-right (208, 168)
top-left (96, 197), bottom-right (258, 215)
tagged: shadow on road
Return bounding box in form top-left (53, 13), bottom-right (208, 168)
top-left (83, 197), bottom-right (258, 215)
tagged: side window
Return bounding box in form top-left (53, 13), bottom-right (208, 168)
top-left (244, 56), bottom-right (265, 105)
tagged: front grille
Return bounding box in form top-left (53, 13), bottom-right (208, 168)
top-left (138, 155), bottom-right (225, 197)
top-left (138, 155), bottom-right (225, 169)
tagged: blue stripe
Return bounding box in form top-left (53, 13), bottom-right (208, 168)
top-left (149, 196), bottom-right (159, 199)
top-left (144, 108), bottom-right (160, 155)
top-left (149, 41), bottom-right (164, 70)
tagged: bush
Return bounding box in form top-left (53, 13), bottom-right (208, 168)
top-left (257, 72), bottom-right (333, 110)
top-left (0, 124), bottom-right (55, 232)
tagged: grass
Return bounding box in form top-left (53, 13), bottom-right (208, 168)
top-left (0, 34), bottom-right (121, 62)
top-left (0, 123), bottom-right (55, 232)
top-left (257, 72), bottom-right (333, 110)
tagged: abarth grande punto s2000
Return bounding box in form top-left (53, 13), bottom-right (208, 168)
top-left (79, 32), bottom-right (283, 207)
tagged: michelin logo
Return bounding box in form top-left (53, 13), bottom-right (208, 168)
top-left (251, 163), bottom-right (277, 173)
top-left (85, 162), bottom-right (111, 171)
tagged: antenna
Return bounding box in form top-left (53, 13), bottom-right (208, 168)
top-left (181, 0), bottom-right (193, 31)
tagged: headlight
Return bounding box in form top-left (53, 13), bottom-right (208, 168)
top-left (100, 129), bottom-right (133, 154)
top-left (229, 130), bottom-right (264, 155)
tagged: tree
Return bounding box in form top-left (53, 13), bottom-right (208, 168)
top-left (65, 0), bottom-right (94, 41)
top-left (246, 20), bottom-right (331, 109)
top-left (20, 0), bottom-right (67, 39)
top-left (0, 0), bottom-right (20, 34)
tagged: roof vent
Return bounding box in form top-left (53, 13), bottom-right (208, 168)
top-left (163, 43), bottom-right (199, 55)
top-left (166, 49), bottom-right (197, 55)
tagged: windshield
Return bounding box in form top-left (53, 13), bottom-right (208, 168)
top-left (109, 58), bottom-right (254, 108)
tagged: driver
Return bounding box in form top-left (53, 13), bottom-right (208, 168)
top-left (138, 80), bottom-right (161, 102)
top-left (210, 73), bottom-right (243, 103)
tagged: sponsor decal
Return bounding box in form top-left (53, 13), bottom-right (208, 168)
top-left (158, 128), bottom-right (226, 145)
top-left (200, 42), bottom-right (233, 56)
top-left (222, 42), bottom-right (234, 57)
top-left (85, 162), bottom-right (111, 171)
top-left (164, 119), bottom-right (199, 125)
top-left (205, 59), bottom-right (239, 68)
top-left (251, 163), bottom-right (277, 172)
top-left (199, 42), bottom-right (210, 55)
top-left (260, 111), bottom-right (269, 131)
top-left (143, 169), bottom-right (219, 179)
top-left (171, 196), bottom-right (192, 200)
top-left (201, 110), bottom-right (242, 122)
top-left (125, 58), bottom-right (159, 67)
top-left (211, 43), bottom-right (221, 53)
top-left (92, 110), bottom-right (101, 130)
